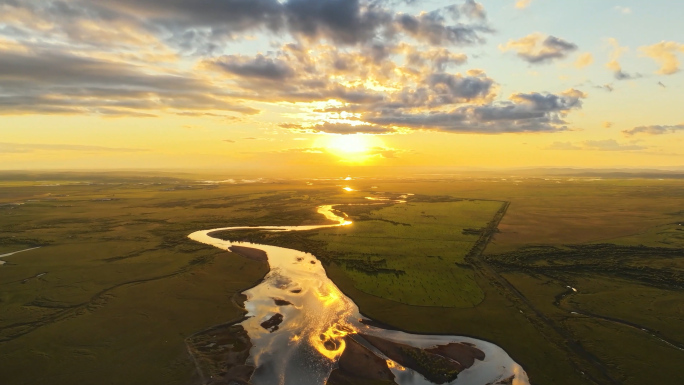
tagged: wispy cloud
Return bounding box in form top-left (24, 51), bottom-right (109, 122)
top-left (0, 142), bottom-right (147, 153)
top-left (277, 145), bottom-right (406, 160)
top-left (0, 48), bottom-right (259, 117)
top-left (546, 139), bottom-right (646, 151)
top-left (595, 84), bottom-right (614, 92)
top-left (623, 124), bottom-right (684, 136)
top-left (574, 52), bottom-right (593, 69)
top-left (583, 139), bottom-right (646, 151)
top-left (640, 41), bottom-right (684, 75)
top-left (500, 33), bottom-right (578, 64)
top-left (546, 141), bottom-right (582, 151)
top-left (605, 38), bottom-right (640, 80)
top-left (280, 123), bottom-right (397, 135)
top-left (279, 147), bottom-right (326, 154)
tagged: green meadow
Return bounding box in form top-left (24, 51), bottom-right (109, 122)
top-left (0, 172), bottom-right (683, 385)
top-left (314, 200), bottom-right (503, 307)
top-left (0, 175), bottom-right (336, 384)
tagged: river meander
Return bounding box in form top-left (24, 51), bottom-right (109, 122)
top-left (188, 205), bottom-right (529, 385)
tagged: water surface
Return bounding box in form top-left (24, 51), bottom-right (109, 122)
top-left (188, 205), bottom-right (529, 385)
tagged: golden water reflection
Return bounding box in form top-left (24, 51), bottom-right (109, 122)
top-left (311, 282), bottom-right (358, 360)
top-left (188, 204), bottom-right (531, 385)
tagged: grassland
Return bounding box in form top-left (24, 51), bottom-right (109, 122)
top-left (227, 177), bottom-right (684, 385)
top-left (215, 197), bottom-right (505, 307)
top-left (0, 174), bottom-right (350, 385)
top-left (1, 172), bottom-right (683, 385)
top-left (315, 200), bottom-right (504, 307)
top-left (485, 243), bottom-right (684, 385)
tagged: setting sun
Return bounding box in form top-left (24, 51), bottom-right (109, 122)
top-left (326, 135), bottom-right (373, 154)
top-left (315, 134), bottom-right (385, 163)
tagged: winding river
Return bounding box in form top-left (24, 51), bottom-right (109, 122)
top-left (188, 205), bottom-right (529, 385)
top-left (0, 247), bottom-right (41, 266)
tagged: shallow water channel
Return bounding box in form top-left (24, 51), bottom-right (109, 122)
top-left (188, 205), bottom-right (529, 385)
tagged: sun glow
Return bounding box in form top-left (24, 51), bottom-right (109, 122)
top-left (309, 283), bottom-right (359, 360)
top-left (315, 134), bottom-right (385, 163)
top-left (327, 135), bottom-right (371, 154)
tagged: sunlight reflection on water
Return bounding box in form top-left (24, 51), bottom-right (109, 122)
top-left (188, 205), bottom-right (529, 385)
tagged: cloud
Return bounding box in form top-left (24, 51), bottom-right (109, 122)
top-left (461, 0), bottom-right (487, 20)
top-left (103, 0), bottom-right (284, 34)
top-left (201, 43), bottom-right (391, 105)
top-left (276, 145), bottom-right (403, 160)
top-left (575, 52), bottom-right (593, 68)
top-left (280, 147), bottom-right (326, 154)
top-left (402, 45), bottom-right (468, 71)
top-left (0, 47), bottom-right (259, 116)
top-left (606, 38), bottom-right (640, 80)
top-left (515, 0), bottom-right (532, 9)
top-left (120, 0), bottom-right (489, 47)
top-left (622, 124), bottom-right (684, 136)
top-left (211, 54), bottom-right (295, 80)
top-left (427, 72), bottom-right (495, 102)
top-left (396, 10), bottom-right (491, 46)
top-left (546, 139), bottom-right (646, 151)
top-left (582, 139), bottom-right (646, 151)
top-left (200, 41), bottom-right (511, 135)
top-left (500, 33), bottom-right (578, 64)
top-left (603, 122), bottom-right (613, 128)
top-left (285, 0), bottom-right (489, 46)
top-left (613, 70), bottom-right (641, 80)
top-left (595, 83), bottom-right (614, 92)
top-left (366, 88), bottom-right (586, 134)
top-left (223, 139), bottom-right (236, 143)
top-left (175, 112), bottom-right (241, 120)
top-left (366, 146), bottom-right (405, 159)
top-left (0, 142), bottom-right (147, 153)
top-left (1, 0), bottom-right (493, 58)
top-left (640, 41), bottom-right (684, 75)
top-left (0, 1), bottom-right (586, 137)
top-left (283, 0), bottom-right (392, 44)
top-left (368, 71), bottom-right (498, 111)
top-left (280, 123), bottom-right (397, 135)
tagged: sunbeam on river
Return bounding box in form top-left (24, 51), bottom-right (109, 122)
top-left (188, 205), bottom-right (529, 385)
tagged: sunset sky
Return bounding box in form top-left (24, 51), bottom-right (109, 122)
top-left (2, 0), bottom-right (683, 174)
